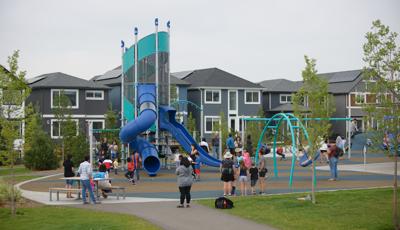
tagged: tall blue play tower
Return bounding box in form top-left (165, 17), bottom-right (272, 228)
top-left (119, 19), bottom-right (220, 176)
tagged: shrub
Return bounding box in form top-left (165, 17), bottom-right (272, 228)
top-left (0, 179), bottom-right (21, 205)
top-left (65, 133), bottom-right (89, 167)
top-left (24, 130), bottom-right (58, 170)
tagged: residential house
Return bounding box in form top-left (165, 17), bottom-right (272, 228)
top-left (260, 70), bottom-right (369, 137)
top-left (176, 68), bottom-right (264, 140)
top-left (259, 79), bottom-right (302, 117)
top-left (26, 72), bottom-right (110, 139)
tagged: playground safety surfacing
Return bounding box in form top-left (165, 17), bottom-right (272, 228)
top-left (20, 150), bottom-right (398, 201)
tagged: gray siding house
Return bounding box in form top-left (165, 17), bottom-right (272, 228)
top-left (26, 72), bottom-right (110, 139)
top-left (177, 68), bottom-right (264, 140)
top-left (259, 79), bottom-right (302, 117)
top-left (260, 70), bottom-right (368, 137)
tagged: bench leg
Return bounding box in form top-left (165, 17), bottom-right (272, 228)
top-left (57, 191), bottom-right (59, 201)
top-left (50, 191), bottom-right (52, 201)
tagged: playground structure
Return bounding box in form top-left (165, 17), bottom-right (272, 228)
top-left (243, 114), bottom-right (352, 187)
top-left (118, 19), bottom-right (220, 176)
top-left (99, 19), bottom-right (355, 182)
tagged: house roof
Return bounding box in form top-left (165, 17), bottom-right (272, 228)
top-left (320, 70), bottom-right (363, 94)
top-left (259, 79), bottom-right (302, 92)
top-left (171, 70), bottom-right (194, 79)
top-left (260, 70), bottom-right (363, 94)
top-left (170, 75), bottom-right (191, 85)
top-left (27, 72), bottom-right (110, 89)
top-left (92, 66), bottom-right (191, 86)
top-left (181, 68), bottom-right (262, 89)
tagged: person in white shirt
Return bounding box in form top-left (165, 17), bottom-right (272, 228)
top-left (199, 138), bottom-right (209, 153)
top-left (78, 155), bottom-right (100, 204)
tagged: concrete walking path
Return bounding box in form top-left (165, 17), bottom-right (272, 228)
top-left (16, 174), bottom-right (177, 205)
top-left (17, 174), bottom-right (275, 229)
top-left (316, 162), bottom-right (400, 176)
top-left (77, 201), bottom-right (275, 230)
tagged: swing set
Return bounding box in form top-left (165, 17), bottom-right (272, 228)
top-left (242, 113), bottom-right (352, 188)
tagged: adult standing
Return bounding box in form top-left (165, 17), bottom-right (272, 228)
top-left (63, 154), bottom-right (75, 198)
top-left (350, 119), bottom-right (359, 138)
top-left (110, 140), bottom-right (118, 160)
top-left (100, 137), bottom-right (109, 155)
top-left (176, 157), bottom-right (193, 208)
top-left (220, 151), bottom-right (234, 196)
top-left (234, 135), bottom-right (242, 148)
top-left (258, 149), bottom-right (268, 195)
top-left (246, 135), bottom-right (253, 156)
top-left (211, 133), bottom-right (220, 159)
top-left (132, 152), bottom-right (142, 181)
top-left (328, 143), bottom-right (339, 181)
top-left (78, 155), bottom-right (100, 204)
top-left (226, 134), bottom-right (235, 155)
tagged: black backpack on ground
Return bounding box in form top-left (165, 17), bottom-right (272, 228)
top-left (215, 197), bottom-right (234, 209)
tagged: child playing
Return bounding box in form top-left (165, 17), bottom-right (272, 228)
top-left (125, 157), bottom-right (135, 185)
top-left (238, 161), bottom-right (248, 196)
top-left (276, 146), bottom-right (286, 160)
top-left (113, 158), bottom-right (119, 175)
top-left (249, 162), bottom-right (259, 195)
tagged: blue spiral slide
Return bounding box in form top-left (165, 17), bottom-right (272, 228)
top-left (120, 84), bottom-right (221, 176)
top-left (119, 84), bottom-right (160, 176)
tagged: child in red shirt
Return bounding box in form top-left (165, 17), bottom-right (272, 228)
top-left (124, 157), bottom-right (135, 185)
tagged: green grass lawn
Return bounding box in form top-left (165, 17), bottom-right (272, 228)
top-left (0, 165), bottom-right (31, 176)
top-left (197, 188), bottom-right (398, 230)
top-left (0, 206), bottom-right (160, 230)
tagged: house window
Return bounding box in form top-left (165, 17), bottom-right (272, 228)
top-left (86, 90), bottom-right (104, 100)
top-left (51, 89), bottom-right (79, 109)
top-left (87, 120), bottom-right (105, 130)
top-left (205, 90), bottom-right (221, 104)
top-left (355, 93), bottom-right (365, 105)
top-left (205, 116), bottom-right (220, 133)
top-left (51, 119), bottom-right (79, 139)
top-left (280, 94), bottom-right (292, 104)
top-left (245, 91), bottom-right (260, 104)
top-left (170, 85), bottom-right (179, 102)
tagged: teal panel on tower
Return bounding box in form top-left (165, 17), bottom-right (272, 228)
top-left (138, 33), bottom-right (156, 61)
top-left (123, 97), bottom-right (135, 122)
top-left (123, 45), bottom-right (135, 73)
top-left (137, 32), bottom-right (169, 61)
top-left (158, 32), bottom-right (169, 53)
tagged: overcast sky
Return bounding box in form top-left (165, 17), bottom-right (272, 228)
top-left (1, 0), bottom-right (399, 82)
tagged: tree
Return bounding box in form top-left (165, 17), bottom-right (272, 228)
top-left (67, 132), bottom-right (89, 167)
top-left (362, 20), bottom-right (400, 229)
top-left (293, 56), bottom-right (335, 204)
top-left (103, 105), bottom-right (119, 141)
top-left (213, 111), bottom-right (229, 150)
top-left (24, 129), bottom-right (57, 170)
top-left (52, 91), bottom-right (76, 162)
top-left (24, 103), bottom-right (57, 170)
top-left (245, 107), bottom-right (266, 156)
top-left (187, 112), bottom-right (197, 140)
top-left (0, 50), bottom-right (31, 216)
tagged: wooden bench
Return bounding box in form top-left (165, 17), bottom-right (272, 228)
top-left (110, 186), bottom-right (126, 200)
top-left (49, 188), bottom-right (81, 201)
